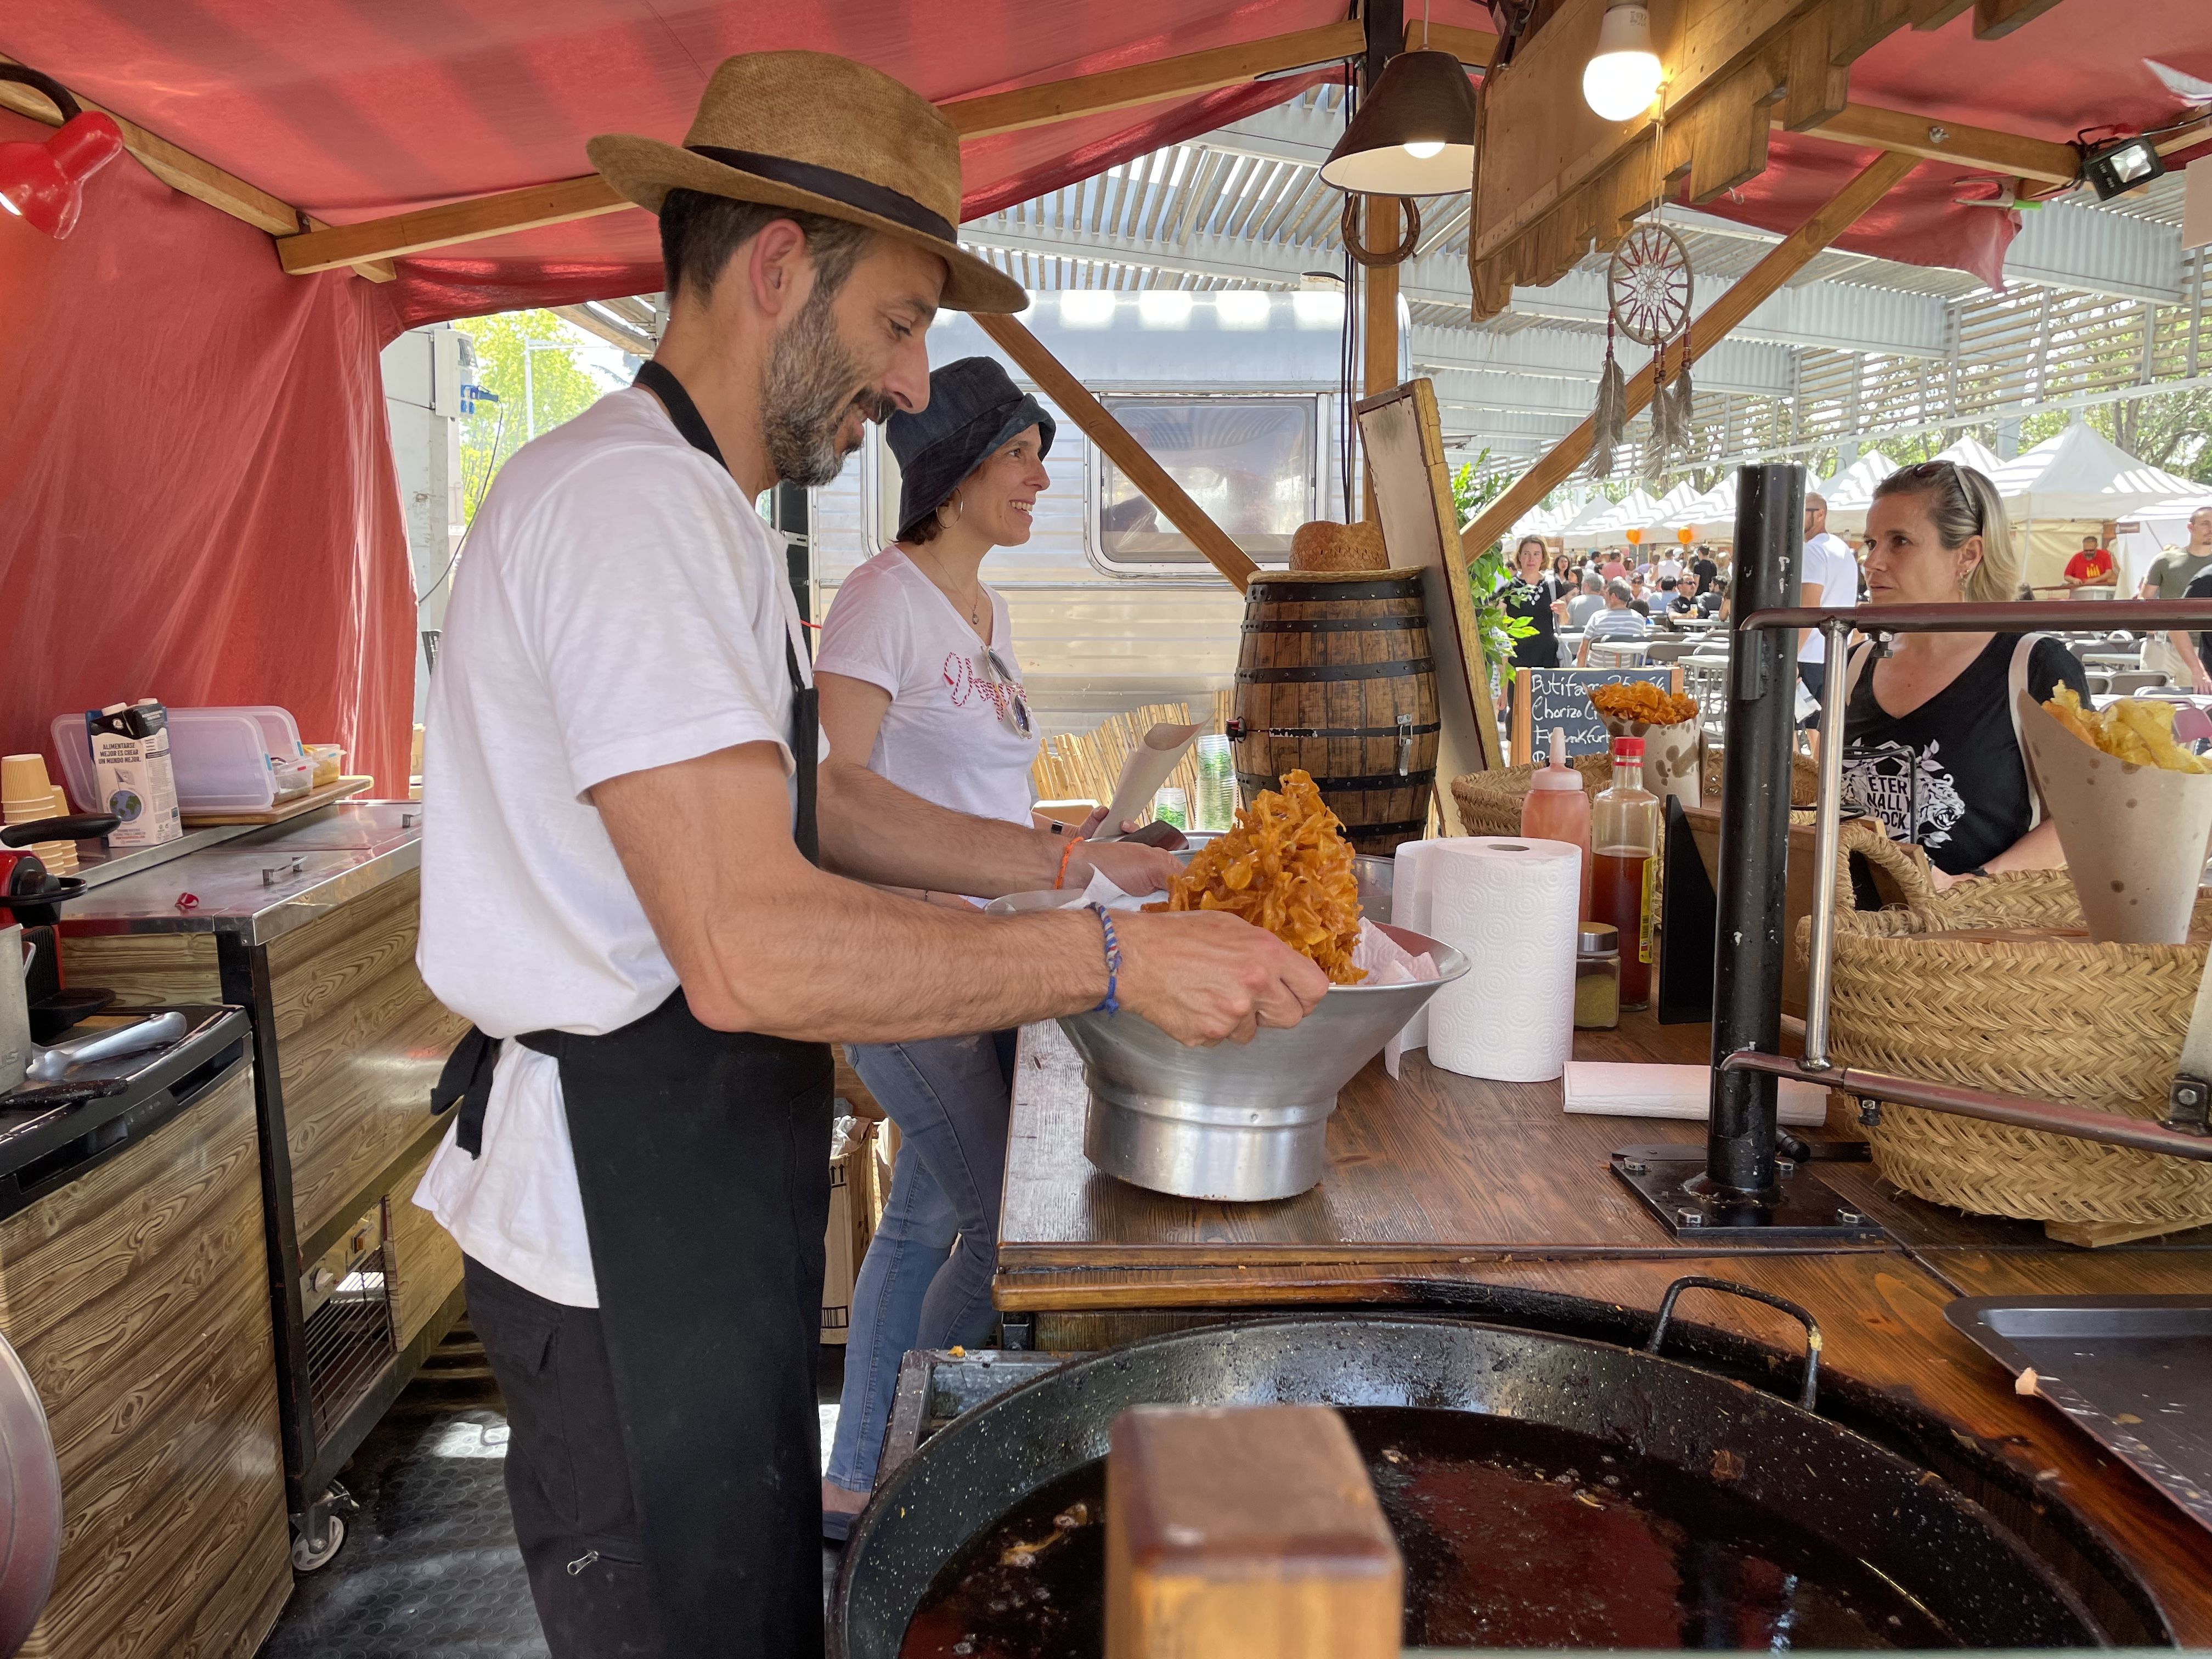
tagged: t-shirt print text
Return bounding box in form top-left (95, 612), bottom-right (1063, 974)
top-left (943, 651), bottom-right (1022, 722)
top-left (1842, 740), bottom-right (1966, 849)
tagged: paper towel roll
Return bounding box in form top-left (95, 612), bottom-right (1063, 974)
top-left (1421, 837), bottom-right (1582, 1082)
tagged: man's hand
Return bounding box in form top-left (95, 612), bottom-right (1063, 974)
top-left (1069, 838), bottom-right (1182, 899)
top-left (1114, 911), bottom-right (1331, 1046)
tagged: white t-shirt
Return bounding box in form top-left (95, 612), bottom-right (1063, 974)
top-left (815, 549), bottom-right (1037, 830)
top-left (413, 386), bottom-right (819, 1308)
top-left (1800, 531), bottom-right (1860, 664)
top-left (1653, 557), bottom-right (1683, 582)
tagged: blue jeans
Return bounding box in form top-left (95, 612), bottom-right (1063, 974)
top-left (825, 1029), bottom-right (1015, 1493)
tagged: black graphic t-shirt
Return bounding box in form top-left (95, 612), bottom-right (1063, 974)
top-left (1503, 576), bottom-right (1561, 668)
top-left (1841, 634), bottom-right (2088, 876)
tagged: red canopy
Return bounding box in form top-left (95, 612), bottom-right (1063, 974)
top-left (0, 1), bottom-right (2205, 794)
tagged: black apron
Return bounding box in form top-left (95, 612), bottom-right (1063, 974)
top-left (431, 359), bottom-right (834, 1657)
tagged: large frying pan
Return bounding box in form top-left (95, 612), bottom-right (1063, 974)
top-left (0, 1331), bottom-right (60, 1656)
top-left (832, 1295), bottom-right (2121, 1657)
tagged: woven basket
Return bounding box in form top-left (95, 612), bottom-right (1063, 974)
top-left (1452, 751), bottom-right (1818, 837)
top-left (1814, 822), bottom-right (2212, 1229)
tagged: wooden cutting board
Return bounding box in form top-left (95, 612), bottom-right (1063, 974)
top-left (179, 776), bottom-right (371, 827)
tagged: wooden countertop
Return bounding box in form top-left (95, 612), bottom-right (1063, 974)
top-left (994, 1010), bottom-right (2212, 1642)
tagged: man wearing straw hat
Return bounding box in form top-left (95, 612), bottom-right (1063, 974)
top-left (414, 51), bottom-right (1328, 1658)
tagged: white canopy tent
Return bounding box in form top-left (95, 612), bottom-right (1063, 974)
top-left (1562, 489), bottom-right (1662, 550)
top-left (1810, 450), bottom-right (1900, 535)
top-left (1661, 473), bottom-right (1741, 543)
top-left (1933, 436), bottom-right (2006, 478)
top-left (1987, 426), bottom-right (2202, 592)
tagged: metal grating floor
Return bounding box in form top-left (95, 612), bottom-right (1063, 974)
top-left (259, 1325), bottom-right (852, 1657)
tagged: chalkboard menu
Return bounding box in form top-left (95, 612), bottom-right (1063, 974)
top-left (1512, 666), bottom-right (1685, 761)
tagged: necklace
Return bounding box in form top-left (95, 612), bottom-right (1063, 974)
top-left (914, 543), bottom-right (984, 633)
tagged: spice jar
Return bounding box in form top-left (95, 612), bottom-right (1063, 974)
top-left (1574, 922), bottom-right (1621, 1030)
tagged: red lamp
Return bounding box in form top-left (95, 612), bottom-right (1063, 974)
top-left (0, 66), bottom-right (123, 239)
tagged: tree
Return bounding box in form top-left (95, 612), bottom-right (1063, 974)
top-left (454, 311), bottom-right (607, 522)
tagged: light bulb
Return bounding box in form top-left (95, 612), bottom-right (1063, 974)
top-left (1402, 139), bottom-right (1447, 160)
top-left (1582, 4), bottom-right (1663, 122)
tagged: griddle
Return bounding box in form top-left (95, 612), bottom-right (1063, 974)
top-left (1946, 1295), bottom-right (2212, 1538)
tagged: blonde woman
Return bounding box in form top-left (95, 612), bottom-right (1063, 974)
top-left (1838, 461), bottom-right (2090, 891)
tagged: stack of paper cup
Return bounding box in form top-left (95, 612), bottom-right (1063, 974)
top-left (1, 754), bottom-right (77, 876)
top-left (1392, 836), bottom-right (1581, 1082)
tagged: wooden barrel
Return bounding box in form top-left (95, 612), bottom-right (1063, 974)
top-left (1229, 568), bottom-right (1439, 854)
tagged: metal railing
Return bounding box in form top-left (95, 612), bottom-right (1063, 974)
top-left (1731, 597), bottom-right (2212, 1161)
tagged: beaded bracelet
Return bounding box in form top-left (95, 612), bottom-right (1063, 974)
top-left (1090, 905), bottom-right (1122, 1014)
top-left (1054, 838), bottom-right (1080, 890)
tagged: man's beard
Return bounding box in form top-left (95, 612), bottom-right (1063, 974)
top-left (760, 284), bottom-right (894, 488)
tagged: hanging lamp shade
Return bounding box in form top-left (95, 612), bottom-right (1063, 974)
top-left (1318, 50), bottom-right (1477, 196)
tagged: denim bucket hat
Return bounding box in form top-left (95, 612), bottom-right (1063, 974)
top-left (887, 356), bottom-right (1056, 542)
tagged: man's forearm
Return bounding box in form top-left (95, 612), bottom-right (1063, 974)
top-left (815, 758), bottom-right (1060, 895)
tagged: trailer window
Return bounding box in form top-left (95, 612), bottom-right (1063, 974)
top-left (1094, 397), bottom-right (1313, 570)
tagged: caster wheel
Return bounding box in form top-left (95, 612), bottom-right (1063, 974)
top-left (291, 1511), bottom-right (346, 1572)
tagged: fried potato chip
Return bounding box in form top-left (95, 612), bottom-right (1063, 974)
top-left (1588, 681), bottom-right (1700, 726)
top-left (1165, 769), bottom-right (1367, 983)
top-left (2044, 687), bottom-right (2209, 774)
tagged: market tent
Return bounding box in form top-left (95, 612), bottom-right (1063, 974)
top-left (1646, 481), bottom-right (1705, 531)
top-left (1563, 490), bottom-right (1663, 550)
top-left (1934, 436), bottom-right (2008, 478)
top-left (1811, 450), bottom-right (1900, 534)
top-left (1661, 474), bottom-right (1742, 543)
top-left (1988, 425), bottom-right (2202, 521)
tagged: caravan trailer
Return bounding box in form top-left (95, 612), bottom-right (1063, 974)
top-left (803, 289), bottom-right (1406, 737)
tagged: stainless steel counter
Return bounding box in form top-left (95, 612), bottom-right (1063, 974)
top-left (58, 800), bottom-right (422, 945)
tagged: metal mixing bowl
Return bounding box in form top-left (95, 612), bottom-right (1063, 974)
top-left (986, 870), bottom-right (1463, 1200)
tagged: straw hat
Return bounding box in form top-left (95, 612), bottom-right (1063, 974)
top-left (588, 51), bottom-right (1026, 314)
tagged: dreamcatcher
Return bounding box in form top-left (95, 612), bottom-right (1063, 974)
top-left (1597, 219), bottom-right (1694, 482)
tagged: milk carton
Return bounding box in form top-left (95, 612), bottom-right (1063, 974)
top-left (87, 700), bottom-right (182, 848)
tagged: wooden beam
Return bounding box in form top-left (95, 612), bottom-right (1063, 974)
top-left (1459, 150), bottom-right (1917, 562)
top-left (1799, 101), bottom-right (2076, 184)
top-left (273, 21), bottom-right (1369, 274)
top-left (1972, 0), bottom-right (2068, 38)
top-left (553, 303), bottom-right (656, 358)
top-left (0, 55), bottom-right (393, 280)
top-left (278, 174), bottom-right (626, 275)
top-left (941, 20), bottom-right (1365, 138)
top-left (1403, 20), bottom-right (1498, 66)
top-left (974, 311), bottom-right (1259, 592)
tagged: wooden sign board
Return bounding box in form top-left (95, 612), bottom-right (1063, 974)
top-left (1355, 380), bottom-right (1506, 792)
top-left (1513, 665), bottom-right (1685, 761)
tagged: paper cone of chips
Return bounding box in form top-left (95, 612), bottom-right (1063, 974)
top-left (1598, 712), bottom-right (1701, 810)
top-left (2018, 690), bottom-right (2212, 945)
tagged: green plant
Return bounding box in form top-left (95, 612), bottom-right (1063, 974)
top-left (455, 311), bottom-right (606, 522)
top-left (1453, 456), bottom-right (1536, 694)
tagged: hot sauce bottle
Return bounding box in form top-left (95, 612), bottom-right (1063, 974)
top-left (1590, 736), bottom-right (1660, 1011)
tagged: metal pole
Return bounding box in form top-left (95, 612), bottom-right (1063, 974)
top-left (1705, 463), bottom-right (1804, 1203)
top-left (1800, 614), bottom-right (1853, 1070)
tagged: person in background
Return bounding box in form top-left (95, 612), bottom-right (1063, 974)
top-left (2146, 507), bottom-right (2212, 691)
top-left (1661, 575), bottom-right (1696, 617)
top-left (1551, 551), bottom-right (1573, 589)
top-left (1839, 461), bottom-right (2089, 893)
top-left (812, 356), bottom-right (1054, 1538)
top-left (1503, 535), bottom-right (1565, 676)
top-left (1690, 544), bottom-right (1719, 595)
top-left (1565, 571), bottom-right (1607, 630)
top-left (1652, 549), bottom-right (1684, 584)
top-left (2063, 534), bottom-right (2115, 592)
top-left (1578, 579), bottom-right (1651, 664)
top-left (1600, 550), bottom-right (1629, 582)
top-left (1695, 573), bottom-right (1724, 618)
top-left (1798, 491), bottom-right (1859, 724)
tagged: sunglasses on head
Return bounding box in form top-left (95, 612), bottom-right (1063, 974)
top-left (1890, 459), bottom-right (1985, 531)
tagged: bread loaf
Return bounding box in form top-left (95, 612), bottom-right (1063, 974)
top-left (1289, 520), bottom-right (1388, 572)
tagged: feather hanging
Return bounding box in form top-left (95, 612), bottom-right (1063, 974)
top-left (1667, 332), bottom-right (1695, 456)
top-left (1590, 319), bottom-right (1626, 478)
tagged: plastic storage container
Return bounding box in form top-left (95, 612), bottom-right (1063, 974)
top-left (53, 706), bottom-right (304, 814)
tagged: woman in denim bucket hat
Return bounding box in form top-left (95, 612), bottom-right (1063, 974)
top-left (814, 356), bottom-right (1066, 1535)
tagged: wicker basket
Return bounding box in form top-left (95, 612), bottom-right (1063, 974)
top-left (1452, 751), bottom-right (1817, 837)
top-left (1814, 823), bottom-right (2212, 1230)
